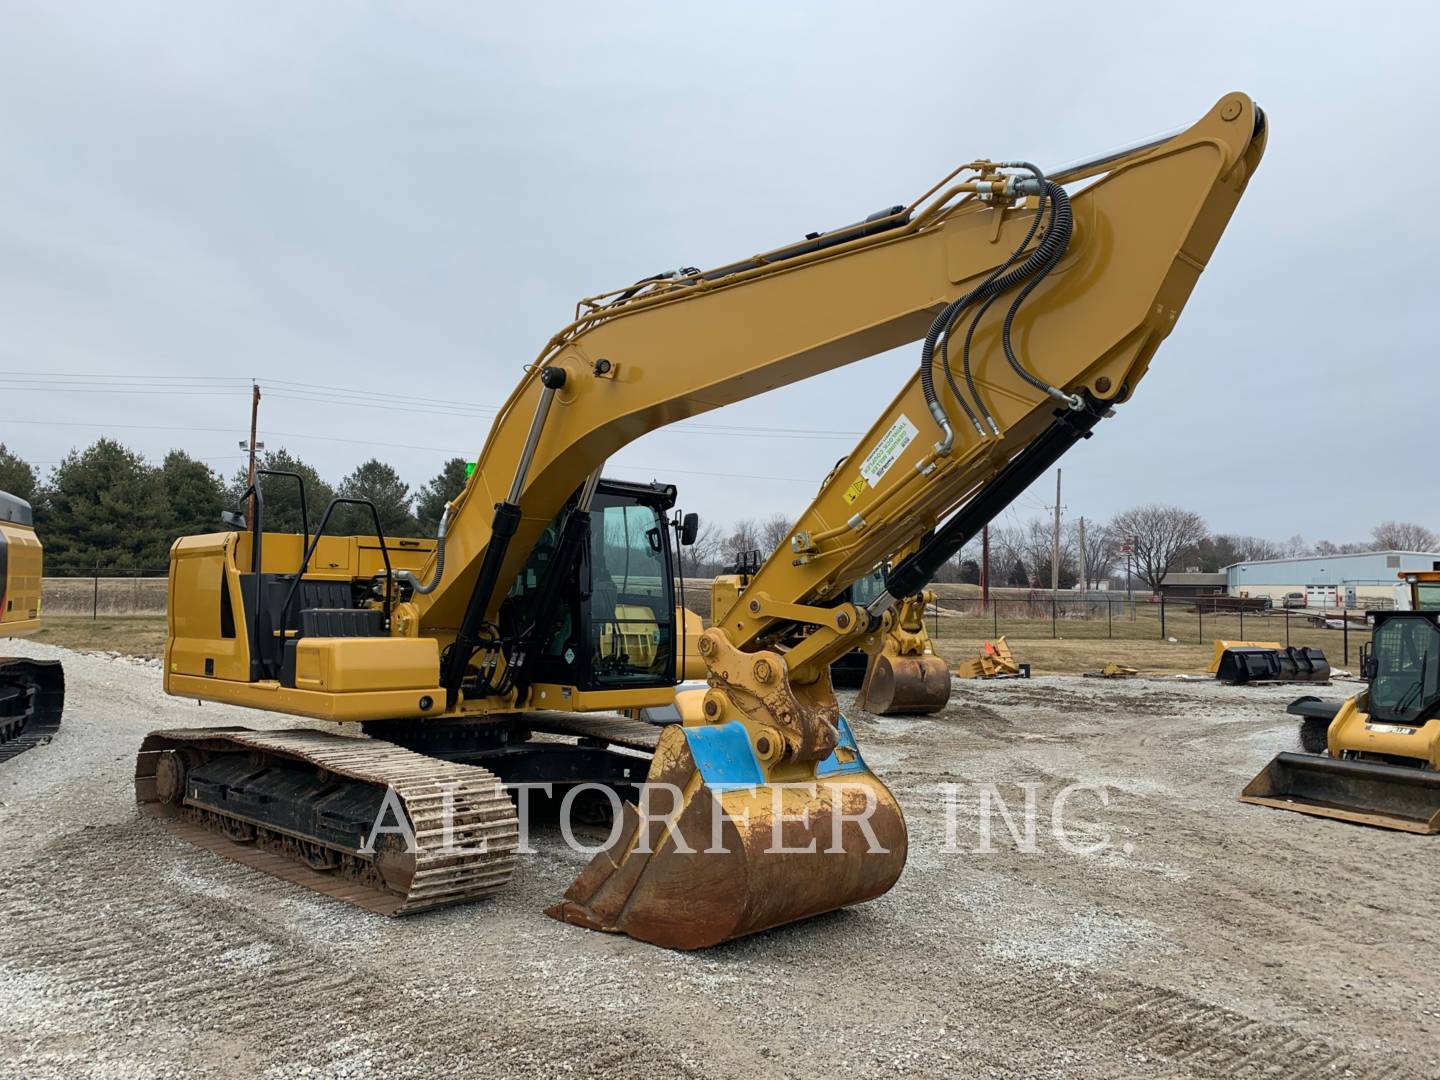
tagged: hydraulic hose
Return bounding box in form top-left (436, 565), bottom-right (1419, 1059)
top-left (920, 168), bottom-right (1078, 447)
top-left (998, 181), bottom-right (1078, 407)
top-left (395, 503), bottom-right (451, 595)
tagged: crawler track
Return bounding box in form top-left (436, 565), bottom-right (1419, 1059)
top-left (0, 657), bottom-right (64, 764)
top-left (135, 727), bottom-right (520, 915)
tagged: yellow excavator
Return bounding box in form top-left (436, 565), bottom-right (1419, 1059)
top-left (137, 93), bottom-right (1266, 948)
top-left (1241, 571), bottom-right (1440, 833)
top-left (1, 491), bottom-right (64, 761)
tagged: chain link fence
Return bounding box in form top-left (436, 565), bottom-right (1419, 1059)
top-left (42, 567), bottom-right (168, 617)
top-left (927, 591), bottom-right (1372, 667)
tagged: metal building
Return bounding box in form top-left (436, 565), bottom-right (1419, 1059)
top-left (1225, 551), bottom-right (1440, 608)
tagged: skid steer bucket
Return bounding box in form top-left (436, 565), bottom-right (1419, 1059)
top-left (547, 716), bottom-right (907, 950)
top-left (1239, 752), bottom-right (1440, 833)
top-left (1215, 646), bottom-right (1330, 684)
top-left (856, 651), bottom-right (950, 715)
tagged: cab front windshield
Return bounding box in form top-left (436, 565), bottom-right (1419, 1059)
top-left (1415, 583), bottom-right (1440, 612)
top-left (1369, 616), bottom-right (1440, 723)
top-left (588, 498), bottom-right (674, 687)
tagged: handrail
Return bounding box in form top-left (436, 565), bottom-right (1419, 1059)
top-left (255, 468), bottom-right (310, 548)
top-left (273, 498), bottom-right (395, 668)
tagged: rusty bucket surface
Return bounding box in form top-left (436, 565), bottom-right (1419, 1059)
top-left (547, 716), bottom-right (907, 950)
top-left (857, 651), bottom-right (951, 716)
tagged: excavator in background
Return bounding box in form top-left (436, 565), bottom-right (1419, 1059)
top-left (0, 491), bottom-right (64, 761)
top-left (718, 554), bottom-right (951, 715)
top-left (136, 93), bottom-right (1266, 949)
top-left (1242, 571), bottom-right (1440, 833)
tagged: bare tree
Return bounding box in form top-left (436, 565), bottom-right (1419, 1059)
top-left (1278, 534), bottom-right (1310, 558)
top-left (988, 525), bottom-right (1025, 579)
top-left (759, 512), bottom-right (793, 551)
top-left (1107, 504), bottom-right (1208, 592)
top-left (679, 518), bottom-right (725, 576)
top-left (1372, 520), bottom-right (1439, 551)
top-left (1070, 520), bottom-right (1115, 589)
top-left (726, 518), bottom-right (763, 562)
top-left (1314, 538), bottom-right (1376, 556)
top-left (1020, 516), bottom-right (1077, 589)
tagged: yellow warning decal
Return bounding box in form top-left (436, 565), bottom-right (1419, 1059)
top-left (842, 477), bottom-right (868, 505)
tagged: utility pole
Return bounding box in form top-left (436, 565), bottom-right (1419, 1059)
top-left (244, 382), bottom-right (262, 526)
top-left (981, 524), bottom-right (990, 609)
top-left (1078, 516), bottom-right (1087, 594)
top-left (1050, 468), bottom-right (1062, 595)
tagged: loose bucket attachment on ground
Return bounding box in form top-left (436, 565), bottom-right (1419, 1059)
top-left (1239, 752), bottom-right (1440, 833)
top-left (955, 637), bottom-right (1028, 680)
top-left (1207, 640), bottom-right (1281, 673)
top-left (1214, 646), bottom-right (1330, 685)
top-left (0, 657), bottom-right (64, 763)
top-left (856, 650), bottom-right (951, 715)
top-left (547, 716), bottom-right (907, 950)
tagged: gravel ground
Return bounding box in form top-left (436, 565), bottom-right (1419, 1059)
top-left (1, 640), bottom-right (1436, 1079)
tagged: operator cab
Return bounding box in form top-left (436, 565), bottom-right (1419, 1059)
top-left (503, 479), bottom-right (684, 694)
top-left (1364, 610), bottom-right (1440, 727)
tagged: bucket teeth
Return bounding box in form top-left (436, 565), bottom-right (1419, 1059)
top-left (548, 720), bottom-right (907, 950)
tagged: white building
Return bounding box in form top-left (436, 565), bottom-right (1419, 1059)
top-left (1225, 551), bottom-right (1440, 608)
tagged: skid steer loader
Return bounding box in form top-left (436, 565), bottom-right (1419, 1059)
top-left (1240, 574), bottom-right (1440, 832)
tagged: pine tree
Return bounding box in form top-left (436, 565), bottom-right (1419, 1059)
top-left (231, 449), bottom-right (336, 536)
top-left (158, 451), bottom-right (226, 557)
top-left (338, 459), bottom-right (417, 537)
top-left (415, 457), bottom-right (470, 534)
top-left (0, 444), bottom-right (40, 506)
top-left (46, 439), bottom-right (169, 570)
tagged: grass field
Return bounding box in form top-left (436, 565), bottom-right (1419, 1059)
top-left (31, 615), bottom-right (169, 659)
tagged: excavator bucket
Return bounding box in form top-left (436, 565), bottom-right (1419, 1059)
top-left (856, 650), bottom-right (951, 715)
top-left (1215, 646), bottom-right (1330, 684)
top-left (1239, 752), bottom-right (1440, 833)
top-left (547, 716), bottom-right (907, 950)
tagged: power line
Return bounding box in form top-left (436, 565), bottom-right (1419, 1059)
top-left (1, 386), bottom-right (860, 440)
top-left (4, 418), bottom-right (820, 485)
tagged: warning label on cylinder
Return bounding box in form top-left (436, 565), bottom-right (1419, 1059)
top-left (859, 415), bottom-right (919, 487)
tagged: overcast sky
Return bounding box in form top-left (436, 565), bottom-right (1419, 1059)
top-left (2, 1), bottom-right (1434, 547)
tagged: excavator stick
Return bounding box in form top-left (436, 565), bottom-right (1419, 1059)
top-left (1239, 752), bottom-right (1440, 834)
top-left (547, 717), bottom-right (907, 949)
top-left (856, 648), bottom-right (951, 716)
top-left (0, 657), bottom-right (64, 763)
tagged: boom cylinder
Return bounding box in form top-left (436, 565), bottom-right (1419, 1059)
top-left (877, 399), bottom-right (1105, 609)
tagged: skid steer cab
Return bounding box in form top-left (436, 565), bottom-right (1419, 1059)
top-left (165, 471), bottom-right (691, 721)
top-left (1240, 608), bottom-right (1440, 833)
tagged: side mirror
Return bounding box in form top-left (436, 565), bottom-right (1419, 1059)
top-left (679, 512), bottom-right (699, 547)
top-left (220, 510), bottom-right (247, 530)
